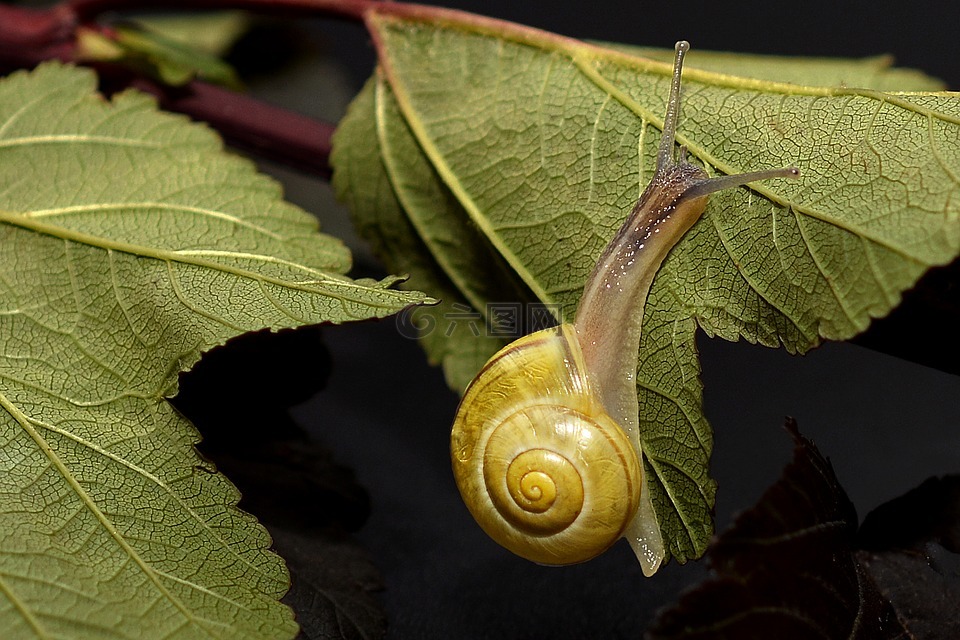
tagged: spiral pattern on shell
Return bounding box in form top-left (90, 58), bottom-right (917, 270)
top-left (451, 325), bottom-right (643, 565)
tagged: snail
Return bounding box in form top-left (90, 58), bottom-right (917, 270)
top-left (450, 41), bottom-right (799, 573)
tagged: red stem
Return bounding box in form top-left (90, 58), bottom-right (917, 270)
top-left (0, 5), bottom-right (73, 46)
top-left (68, 0), bottom-right (378, 22)
top-left (0, 5), bottom-right (78, 67)
top-left (128, 76), bottom-right (336, 177)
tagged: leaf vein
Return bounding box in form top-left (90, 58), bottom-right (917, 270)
top-left (0, 571), bottom-right (50, 639)
top-left (706, 207), bottom-right (819, 345)
top-left (0, 392), bottom-right (216, 636)
top-left (0, 134), bottom-right (164, 150)
top-left (25, 203), bottom-right (286, 242)
top-left (792, 210), bottom-right (860, 331)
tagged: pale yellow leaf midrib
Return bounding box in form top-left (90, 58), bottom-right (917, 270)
top-left (0, 134), bottom-right (164, 149)
top-left (371, 28), bottom-right (554, 305)
top-left (26, 202), bottom-right (286, 242)
top-left (0, 391), bottom-right (230, 638)
top-left (0, 209), bottom-right (408, 312)
top-left (373, 77), bottom-right (493, 316)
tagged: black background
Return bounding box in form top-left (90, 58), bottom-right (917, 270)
top-left (237, 1), bottom-right (960, 637)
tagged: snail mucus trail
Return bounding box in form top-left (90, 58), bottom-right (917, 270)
top-left (450, 40), bottom-right (799, 574)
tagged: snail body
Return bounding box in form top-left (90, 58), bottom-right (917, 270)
top-left (451, 41), bottom-right (799, 572)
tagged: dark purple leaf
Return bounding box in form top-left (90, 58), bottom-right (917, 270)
top-left (273, 526), bottom-right (387, 640)
top-left (647, 419), bottom-right (905, 640)
top-left (858, 475), bottom-right (960, 553)
top-left (857, 476), bottom-right (960, 639)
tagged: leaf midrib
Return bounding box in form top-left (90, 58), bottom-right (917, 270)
top-left (373, 76), bottom-right (495, 317)
top-left (0, 209), bottom-right (407, 311)
top-left (0, 134), bottom-right (164, 149)
top-left (26, 202), bottom-right (286, 242)
top-left (26, 411), bottom-right (280, 595)
top-left (0, 391), bottom-right (225, 637)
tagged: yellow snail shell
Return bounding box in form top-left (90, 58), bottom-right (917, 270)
top-left (451, 324), bottom-right (642, 565)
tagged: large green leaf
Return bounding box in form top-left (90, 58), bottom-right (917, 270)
top-left (332, 6), bottom-right (960, 566)
top-left (0, 62), bottom-right (427, 638)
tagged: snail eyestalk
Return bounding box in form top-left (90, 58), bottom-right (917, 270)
top-left (656, 40), bottom-right (690, 171)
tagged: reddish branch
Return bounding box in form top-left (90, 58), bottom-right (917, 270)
top-left (129, 77), bottom-right (337, 177)
top-left (0, 0), bottom-right (379, 175)
top-left (0, 5), bottom-right (77, 66)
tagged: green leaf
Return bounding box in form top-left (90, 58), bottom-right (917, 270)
top-left (332, 6), bottom-right (960, 566)
top-left (601, 45), bottom-right (946, 91)
top-left (77, 19), bottom-right (243, 89)
top-left (0, 62), bottom-right (427, 638)
top-left (133, 11), bottom-right (252, 58)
